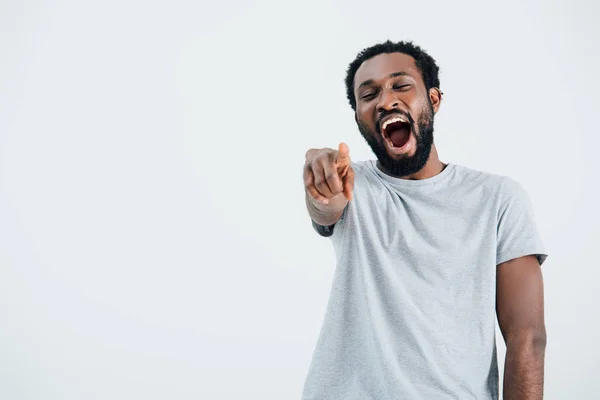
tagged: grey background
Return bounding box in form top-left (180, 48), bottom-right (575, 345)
top-left (1, 0), bottom-right (598, 399)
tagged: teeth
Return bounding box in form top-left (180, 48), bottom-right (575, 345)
top-left (382, 117), bottom-right (407, 132)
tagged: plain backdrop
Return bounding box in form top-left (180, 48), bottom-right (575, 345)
top-left (1, 0), bottom-right (598, 399)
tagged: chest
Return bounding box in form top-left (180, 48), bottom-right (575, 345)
top-left (345, 182), bottom-right (499, 270)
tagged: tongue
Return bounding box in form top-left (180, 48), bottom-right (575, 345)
top-left (389, 126), bottom-right (410, 147)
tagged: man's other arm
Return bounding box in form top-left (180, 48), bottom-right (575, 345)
top-left (497, 255), bottom-right (546, 400)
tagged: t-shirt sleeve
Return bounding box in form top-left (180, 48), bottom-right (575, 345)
top-left (311, 220), bottom-right (336, 237)
top-left (496, 177), bottom-right (547, 266)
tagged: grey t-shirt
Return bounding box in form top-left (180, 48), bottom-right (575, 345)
top-left (302, 160), bottom-right (547, 400)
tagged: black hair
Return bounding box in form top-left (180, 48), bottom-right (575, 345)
top-left (344, 40), bottom-right (441, 110)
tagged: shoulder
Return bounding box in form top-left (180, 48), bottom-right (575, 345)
top-left (451, 164), bottom-right (504, 185)
top-left (448, 164), bottom-right (508, 196)
top-left (449, 164), bottom-right (535, 210)
top-left (455, 164), bottom-right (533, 209)
top-left (496, 175), bottom-right (533, 211)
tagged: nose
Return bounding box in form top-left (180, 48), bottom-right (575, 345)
top-left (377, 88), bottom-right (400, 113)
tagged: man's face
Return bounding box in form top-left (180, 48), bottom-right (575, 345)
top-left (353, 52), bottom-right (439, 177)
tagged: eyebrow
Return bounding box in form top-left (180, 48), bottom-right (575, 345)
top-left (357, 72), bottom-right (411, 90)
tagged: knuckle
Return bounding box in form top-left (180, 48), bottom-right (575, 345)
top-left (303, 172), bottom-right (312, 184)
top-left (316, 149), bottom-right (334, 160)
top-left (325, 172), bottom-right (338, 181)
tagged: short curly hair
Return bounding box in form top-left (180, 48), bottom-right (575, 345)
top-left (345, 40), bottom-right (441, 110)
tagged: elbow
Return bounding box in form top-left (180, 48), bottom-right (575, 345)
top-left (506, 328), bottom-right (547, 354)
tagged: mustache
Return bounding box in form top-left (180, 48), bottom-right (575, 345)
top-left (376, 110), bottom-right (415, 133)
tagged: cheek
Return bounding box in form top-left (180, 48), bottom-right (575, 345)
top-left (355, 114), bottom-right (373, 135)
top-left (409, 95), bottom-right (432, 120)
top-left (356, 105), bottom-right (375, 125)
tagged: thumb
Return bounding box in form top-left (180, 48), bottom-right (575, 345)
top-left (336, 142), bottom-right (351, 167)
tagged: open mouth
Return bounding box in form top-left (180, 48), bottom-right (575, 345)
top-left (381, 117), bottom-right (411, 149)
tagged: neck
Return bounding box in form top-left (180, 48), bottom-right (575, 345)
top-left (377, 144), bottom-right (446, 180)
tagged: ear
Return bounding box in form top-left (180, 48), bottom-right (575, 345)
top-left (429, 87), bottom-right (442, 114)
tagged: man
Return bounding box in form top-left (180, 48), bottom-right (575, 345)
top-left (302, 41), bottom-right (547, 400)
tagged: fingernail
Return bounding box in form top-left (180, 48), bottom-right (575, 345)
top-left (322, 199), bottom-right (329, 204)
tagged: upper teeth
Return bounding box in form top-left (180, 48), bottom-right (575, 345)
top-left (382, 117), bottom-right (407, 132)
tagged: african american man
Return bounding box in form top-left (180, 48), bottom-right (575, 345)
top-left (302, 40), bottom-right (547, 400)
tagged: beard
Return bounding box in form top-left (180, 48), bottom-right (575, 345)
top-left (357, 101), bottom-right (435, 177)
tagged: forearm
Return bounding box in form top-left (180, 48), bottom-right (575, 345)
top-left (305, 191), bottom-right (346, 227)
top-left (503, 333), bottom-right (546, 400)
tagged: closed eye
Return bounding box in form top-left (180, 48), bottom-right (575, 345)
top-left (361, 92), bottom-right (377, 100)
top-left (393, 84), bottom-right (411, 91)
